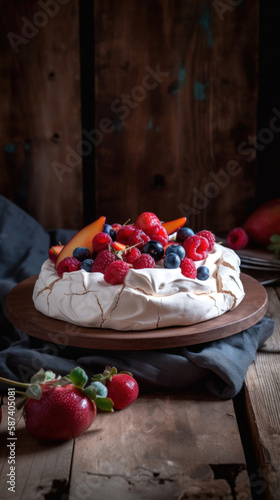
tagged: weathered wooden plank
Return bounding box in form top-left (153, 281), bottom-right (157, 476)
top-left (94, 0), bottom-right (259, 233)
top-left (245, 286), bottom-right (280, 500)
top-left (0, 396), bottom-right (73, 500)
top-left (0, 0), bottom-right (83, 229)
top-left (70, 390), bottom-right (251, 499)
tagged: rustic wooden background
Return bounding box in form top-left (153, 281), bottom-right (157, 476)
top-left (0, 0), bottom-right (259, 233)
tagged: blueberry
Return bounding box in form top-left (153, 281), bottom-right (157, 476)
top-left (176, 227), bottom-right (195, 243)
top-left (103, 224), bottom-right (116, 241)
top-left (91, 381), bottom-right (108, 398)
top-left (197, 266), bottom-right (210, 281)
top-left (80, 259), bottom-right (94, 272)
top-left (165, 244), bottom-right (185, 260)
top-left (164, 252), bottom-right (181, 269)
top-left (73, 247), bottom-right (91, 261)
top-left (142, 240), bottom-right (164, 261)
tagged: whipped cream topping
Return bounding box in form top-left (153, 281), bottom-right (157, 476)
top-left (32, 244), bottom-right (245, 331)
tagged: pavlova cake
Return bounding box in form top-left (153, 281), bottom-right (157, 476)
top-left (33, 212), bottom-right (245, 331)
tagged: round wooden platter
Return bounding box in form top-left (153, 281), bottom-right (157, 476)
top-left (6, 274), bottom-right (267, 351)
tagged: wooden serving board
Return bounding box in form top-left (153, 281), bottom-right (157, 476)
top-left (6, 274), bottom-right (267, 351)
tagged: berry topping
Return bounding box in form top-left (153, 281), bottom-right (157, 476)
top-left (180, 258), bottom-right (197, 279)
top-left (164, 252), bottom-right (181, 269)
top-left (133, 254), bottom-right (156, 269)
top-left (176, 227), bottom-right (195, 243)
top-left (165, 243), bottom-right (185, 260)
top-left (111, 223), bottom-right (122, 233)
top-left (135, 212), bottom-right (160, 232)
top-left (49, 245), bottom-right (64, 264)
top-left (80, 259), bottom-right (94, 272)
top-left (196, 230), bottom-right (215, 251)
top-left (197, 266), bottom-right (210, 280)
top-left (145, 224), bottom-right (169, 246)
top-left (92, 232), bottom-right (113, 253)
top-left (116, 224), bottom-right (135, 245)
top-left (142, 240), bottom-right (164, 261)
top-left (91, 250), bottom-right (116, 274)
top-left (73, 247), bottom-right (91, 261)
top-left (122, 246), bottom-right (142, 264)
top-left (103, 224), bottom-right (116, 241)
top-left (128, 228), bottom-right (150, 250)
top-left (226, 227), bottom-right (249, 250)
top-left (56, 257), bottom-right (81, 277)
top-left (183, 235), bottom-right (209, 261)
top-left (104, 260), bottom-right (130, 285)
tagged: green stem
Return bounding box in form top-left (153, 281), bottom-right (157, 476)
top-left (0, 376), bottom-right (30, 388)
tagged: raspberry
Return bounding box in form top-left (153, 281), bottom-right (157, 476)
top-left (56, 257), bottom-right (81, 277)
top-left (123, 247), bottom-right (142, 264)
top-left (133, 254), bottom-right (155, 269)
top-left (183, 235), bottom-right (209, 261)
top-left (180, 258), bottom-right (197, 279)
top-left (111, 223), bottom-right (122, 233)
top-left (116, 225), bottom-right (135, 245)
top-left (135, 212), bottom-right (160, 232)
top-left (91, 250), bottom-right (116, 274)
top-left (128, 228), bottom-right (150, 250)
top-left (226, 228), bottom-right (249, 250)
top-left (92, 232), bottom-right (113, 253)
top-left (145, 224), bottom-right (169, 246)
top-left (104, 261), bottom-right (130, 285)
top-left (196, 230), bottom-right (215, 251)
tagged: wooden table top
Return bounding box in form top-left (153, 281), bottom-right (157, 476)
top-left (0, 283), bottom-right (279, 500)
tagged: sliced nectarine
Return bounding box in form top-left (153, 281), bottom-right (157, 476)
top-left (111, 241), bottom-right (127, 251)
top-left (162, 217), bottom-right (187, 235)
top-left (55, 216), bottom-right (106, 269)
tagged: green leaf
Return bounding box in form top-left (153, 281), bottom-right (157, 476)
top-left (30, 368), bottom-right (47, 384)
top-left (119, 371), bottom-right (133, 377)
top-left (45, 370), bottom-right (57, 382)
top-left (68, 367), bottom-right (88, 388)
top-left (25, 383), bottom-right (42, 400)
top-left (84, 385), bottom-right (98, 400)
top-left (95, 397), bottom-right (114, 412)
top-left (270, 234), bottom-right (280, 243)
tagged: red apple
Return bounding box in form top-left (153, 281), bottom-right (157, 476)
top-left (55, 216), bottom-right (106, 269)
top-left (243, 199), bottom-right (280, 246)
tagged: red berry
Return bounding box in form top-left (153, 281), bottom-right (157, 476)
top-left (133, 254), bottom-right (155, 269)
top-left (106, 374), bottom-right (139, 410)
top-left (92, 232), bottom-right (113, 253)
top-left (56, 257), bottom-right (81, 277)
top-left (183, 235), bottom-right (209, 261)
top-left (145, 224), bottom-right (169, 246)
top-left (180, 258), bottom-right (197, 279)
top-left (123, 247), bottom-right (142, 264)
top-left (128, 228), bottom-right (150, 250)
top-left (196, 230), bottom-right (215, 251)
top-left (48, 245), bottom-right (64, 264)
top-left (91, 250), bottom-right (116, 274)
top-left (226, 228), bottom-right (249, 250)
top-left (111, 223), bottom-right (122, 233)
top-left (24, 385), bottom-right (96, 441)
top-left (116, 225), bottom-right (135, 245)
top-left (135, 212), bottom-right (160, 232)
top-left (104, 260), bottom-right (130, 285)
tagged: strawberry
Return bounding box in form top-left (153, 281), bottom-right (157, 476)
top-left (0, 367), bottom-right (114, 441)
top-left (92, 367), bottom-right (139, 410)
top-left (135, 212), bottom-right (160, 232)
top-left (48, 245), bottom-right (64, 263)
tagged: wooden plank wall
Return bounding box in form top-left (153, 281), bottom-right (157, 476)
top-left (0, 0), bottom-right (259, 232)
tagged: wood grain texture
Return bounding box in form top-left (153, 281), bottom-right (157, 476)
top-left (0, 0), bottom-right (83, 229)
top-left (0, 396), bottom-right (74, 500)
top-left (6, 274), bottom-right (267, 350)
top-left (69, 390), bottom-right (251, 500)
top-left (94, 0), bottom-right (259, 232)
top-left (244, 286), bottom-right (280, 500)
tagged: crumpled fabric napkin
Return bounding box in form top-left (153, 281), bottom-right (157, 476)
top-left (0, 196), bottom-right (275, 399)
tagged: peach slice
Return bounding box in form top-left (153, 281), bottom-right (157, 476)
top-left (55, 216), bottom-right (106, 269)
top-left (162, 217), bottom-right (187, 235)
